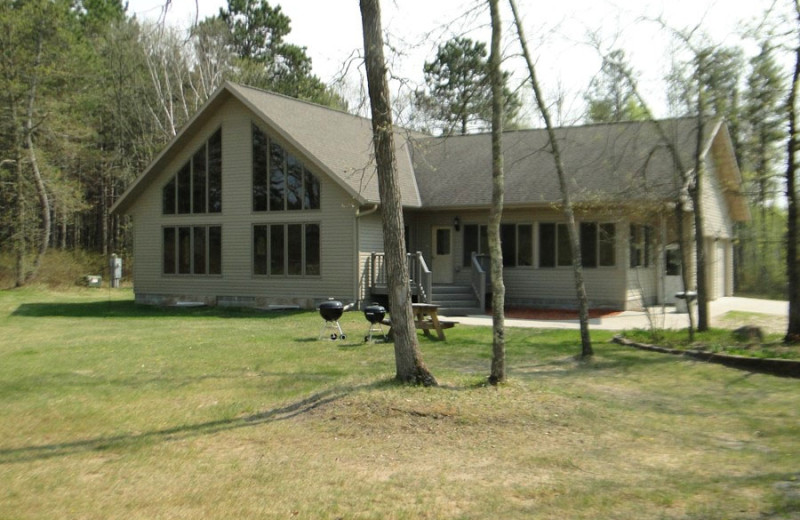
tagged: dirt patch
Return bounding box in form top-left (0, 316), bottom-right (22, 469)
top-left (490, 307), bottom-right (622, 320)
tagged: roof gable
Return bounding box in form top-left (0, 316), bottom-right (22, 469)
top-left (112, 82), bottom-right (422, 214)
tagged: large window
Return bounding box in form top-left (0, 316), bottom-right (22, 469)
top-left (630, 224), bottom-right (652, 268)
top-left (163, 225), bottom-right (221, 275)
top-left (462, 224), bottom-right (488, 267)
top-left (580, 222), bottom-right (616, 268)
top-left (252, 124), bottom-right (321, 212)
top-left (540, 222), bottom-right (616, 268)
top-left (253, 223), bottom-right (320, 276)
top-left (539, 223), bottom-right (572, 267)
top-left (163, 129), bottom-right (222, 214)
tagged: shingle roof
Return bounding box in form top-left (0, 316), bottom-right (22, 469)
top-left (113, 83), bottom-right (747, 222)
top-left (411, 118), bottom-right (711, 209)
top-left (228, 83), bottom-right (422, 207)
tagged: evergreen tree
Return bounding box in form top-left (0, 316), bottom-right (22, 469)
top-left (584, 49), bottom-right (647, 123)
top-left (415, 36), bottom-right (520, 135)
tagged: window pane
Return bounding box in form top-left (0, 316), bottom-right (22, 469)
top-left (539, 223), bottom-right (555, 268)
top-left (208, 226), bottom-right (222, 275)
top-left (253, 225), bottom-right (268, 275)
top-left (518, 224), bottom-right (533, 266)
top-left (644, 226), bottom-right (652, 267)
top-left (630, 224), bottom-right (640, 268)
top-left (479, 225), bottom-right (488, 255)
top-left (304, 167), bottom-right (320, 209)
top-left (580, 222), bottom-right (598, 268)
top-left (177, 164), bottom-right (191, 214)
top-left (666, 248), bottom-right (681, 276)
top-left (501, 224), bottom-right (516, 267)
top-left (163, 178), bottom-right (176, 214)
top-left (270, 224), bottom-right (284, 275)
top-left (287, 224), bottom-right (302, 275)
top-left (269, 142), bottom-right (285, 211)
top-left (599, 223), bottom-right (616, 266)
top-left (463, 224), bottom-right (478, 267)
top-left (557, 223), bottom-right (572, 266)
top-left (178, 226), bottom-right (191, 274)
top-left (163, 227), bottom-right (176, 274)
top-left (435, 228), bottom-right (450, 255)
top-left (252, 125), bottom-right (268, 211)
top-left (286, 154), bottom-right (303, 210)
top-left (305, 224), bottom-right (320, 275)
top-left (192, 147), bottom-right (207, 213)
top-left (208, 129), bottom-right (222, 213)
top-left (193, 227), bottom-right (206, 274)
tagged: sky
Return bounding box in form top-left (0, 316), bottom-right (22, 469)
top-left (126, 0), bottom-right (787, 123)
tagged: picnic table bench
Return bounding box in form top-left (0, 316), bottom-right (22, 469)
top-left (380, 303), bottom-right (456, 341)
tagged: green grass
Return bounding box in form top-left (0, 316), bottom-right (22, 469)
top-left (1, 287), bottom-right (799, 519)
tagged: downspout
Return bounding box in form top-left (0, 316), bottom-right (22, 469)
top-left (355, 203), bottom-right (380, 309)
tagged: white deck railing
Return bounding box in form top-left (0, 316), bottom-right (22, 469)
top-left (369, 251), bottom-right (432, 304)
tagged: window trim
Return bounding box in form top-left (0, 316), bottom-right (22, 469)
top-left (630, 223), bottom-right (652, 268)
top-left (539, 221), bottom-right (617, 269)
top-left (162, 225), bottom-right (222, 276)
top-left (252, 123), bottom-right (321, 213)
top-left (252, 222), bottom-right (322, 278)
top-left (162, 128), bottom-right (222, 215)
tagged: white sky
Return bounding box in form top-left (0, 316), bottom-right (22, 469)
top-left (127, 0), bottom-right (787, 123)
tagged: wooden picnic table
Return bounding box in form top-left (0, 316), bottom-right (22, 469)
top-left (380, 303), bottom-right (456, 341)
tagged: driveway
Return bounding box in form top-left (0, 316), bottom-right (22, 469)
top-left (455, 297), bottom-right (789, 332)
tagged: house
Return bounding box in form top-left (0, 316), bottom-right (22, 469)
top-left (111, 82), bottom-right (749, 314)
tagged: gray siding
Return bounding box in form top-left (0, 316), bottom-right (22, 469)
top-left (131, 99), bottom-right (358, 308)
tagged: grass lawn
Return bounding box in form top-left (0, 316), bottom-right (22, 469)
top-left (1, 288), bottom-right (799, 519)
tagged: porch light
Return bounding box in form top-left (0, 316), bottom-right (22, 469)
top-left (453, 216), bottom-right (461, 232)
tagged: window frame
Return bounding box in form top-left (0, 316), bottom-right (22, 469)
top-left (539, 221), bottom-right (616, 269)
top-left (629, 223), bottom-right (653, 268)
top-left (162, 128), bottom-right (222, 216)
top-left (252, 222), bottom-right (322, 278)
top-left (252, 124), bottom-right (321, 213)
top-left (162, 225), bottom-right (222, 276)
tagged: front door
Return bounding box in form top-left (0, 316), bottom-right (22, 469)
top-left (431, 226), bottom-right (453, 283)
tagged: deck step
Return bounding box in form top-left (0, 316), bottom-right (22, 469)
top-left (432, 285), bottom-right (483, 316)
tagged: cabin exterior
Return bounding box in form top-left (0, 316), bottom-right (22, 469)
top-left (111, 82), bottom-right (749, 314)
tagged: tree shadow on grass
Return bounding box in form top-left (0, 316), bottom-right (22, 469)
top-left (0, 379), bottom-right (394, 465)
top-left (11, 300), bottom-right (309, 320)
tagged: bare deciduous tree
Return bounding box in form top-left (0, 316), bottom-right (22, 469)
top-left (359, 0), bottom-right (437, 385)
top-left (487, 0), bottom-right (506, 384)
top-left (509, 0), bottom-right (593, 358)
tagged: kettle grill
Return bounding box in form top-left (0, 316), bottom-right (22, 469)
top-left (318, 299), bottom-right (346, 340)
top-left (363, 303), bottom-right (387, 342)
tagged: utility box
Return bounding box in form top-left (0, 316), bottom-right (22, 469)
top-left (110, 254), bottom-right (122, 288)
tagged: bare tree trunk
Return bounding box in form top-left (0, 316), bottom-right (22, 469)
top-left (509, 0), bottom-right (593, 357)
top-left (23, 33), bottom-right (50, 282)
top-left (786, 0), bottom-right (800, 343)
top-left (14, 155), bottom-right (25, 287)
top-left (359, 0), bottom-right (437, 385)
top-left (487, 0), bottom-right (506, 384)
top-left (692, 52), bottom-right (709, 331)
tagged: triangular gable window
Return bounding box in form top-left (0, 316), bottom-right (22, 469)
top-left (163, 129), bottom-right (222, 214)
top-left (252, 124), bottom-right (320, 212)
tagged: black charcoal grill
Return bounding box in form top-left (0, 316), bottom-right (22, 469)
top-left (318, 299), bottom-right (346, 340)
top-left (363, 303), bottom-right (387, 342)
